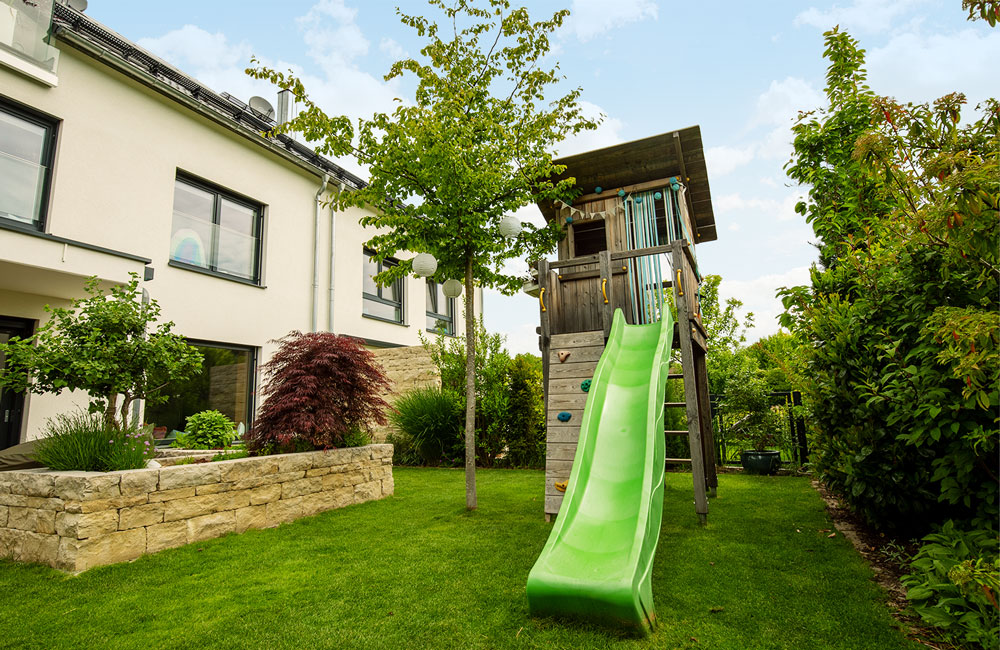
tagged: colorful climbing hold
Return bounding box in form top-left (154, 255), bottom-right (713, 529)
top-left (580, 379), bottom-right (591, 392)
top-left (557, 411), bottom-right (572, 422)
top-left (558, 351), bottom-right (571, 363)
top-left (554, 480), bottom-right (568, 492)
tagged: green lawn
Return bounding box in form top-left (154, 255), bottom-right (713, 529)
top-left (0, 468), bottom-right (917, 650)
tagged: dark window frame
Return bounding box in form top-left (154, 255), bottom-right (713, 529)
top-left (571, 218), bottom-right (609, 257)
top-left (0, 97), bottom-right (58, 232)
top-left (146, 338), bottom-right (258, 433)
top-left (425, 279), bottom-right (456, 336)
top-left (170, 173), bottom-right (265, 284)
top-left (362, 248), bottom-right (405, 325)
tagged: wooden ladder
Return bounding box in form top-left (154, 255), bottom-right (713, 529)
top-left (666, 240), bottom-right (719, 525)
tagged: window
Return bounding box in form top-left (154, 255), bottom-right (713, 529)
top-left (170, 175), bottom-right (263, 283)
top-left (143, 341), bottom-right (256, 437)
top-left (362, 248), bottom-right (403, 323)
top-left (426, 280), bottom-right (455, 335)
top-left (0, 100), bottom-right (56, 230)
top-left (572, 220), bottom-right (608, 257)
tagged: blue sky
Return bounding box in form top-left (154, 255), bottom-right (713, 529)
top-left (85, 0), bottom-right (999, 354)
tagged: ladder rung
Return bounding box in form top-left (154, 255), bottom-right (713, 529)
top-left (665, 402), bottom-right (686, 408)
top-left (667, 373), bottom-right (683, 379)
top-left (665, 458), bottom-right (692, 463)
top-left (664, 430), bottom-right (689, 436)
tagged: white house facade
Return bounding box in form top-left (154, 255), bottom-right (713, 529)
top-left (0, 0), bottom-right (480, 447)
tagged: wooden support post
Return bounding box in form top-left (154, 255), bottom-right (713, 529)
top-left (598, 250), bottom-right (613, 341)
top-left (539, 258), bottom-right (551, 454)
top-left (694, 347), bottom-right (718, 497)
top-left (671, 241), bottom-right (708, 524)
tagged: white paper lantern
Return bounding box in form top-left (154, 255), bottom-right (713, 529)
top-left (499, 215), bottom-right (522, 239)
top-left (412, 253), bottom-right (438, 277)
top-left (442, 278), bottom-right (463, 299)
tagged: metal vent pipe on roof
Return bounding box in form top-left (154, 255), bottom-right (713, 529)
top-left (277, 89), bottom-right (292, 125)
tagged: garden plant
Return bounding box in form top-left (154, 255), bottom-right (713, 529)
top-left (34, 410), bottom-right (156, 472)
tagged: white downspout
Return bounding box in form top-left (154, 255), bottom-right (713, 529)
top-left (312, 173), bottom-right (330, 332)
top-left (328, 182), bottom-right (345, 332)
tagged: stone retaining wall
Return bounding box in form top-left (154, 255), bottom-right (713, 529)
top-left (0, 444), bottom-right (393, 572)
top-left (370, 345), bottom-right (440, 442)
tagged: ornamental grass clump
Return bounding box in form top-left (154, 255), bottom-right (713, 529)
top-left (34, 411), bottom-right (156, 471)
top-left (389, 387), bottom-right (463, 466)
top-left (246, 331), bottom-right (390, 453)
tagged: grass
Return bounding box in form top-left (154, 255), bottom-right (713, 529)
top-left (0, 469), bottom-right (918, 650)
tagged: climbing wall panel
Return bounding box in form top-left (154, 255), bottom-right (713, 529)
top-left (545, 330), bottom-right (605, 519)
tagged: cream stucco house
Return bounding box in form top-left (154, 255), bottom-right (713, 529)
top-left (0, 0), bottom-right (478, 448)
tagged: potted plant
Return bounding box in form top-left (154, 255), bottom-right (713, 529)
top-left (734, 413), bottom-right (783, 475)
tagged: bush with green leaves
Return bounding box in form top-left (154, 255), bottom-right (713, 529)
top-left (339, 427), bottom-right (373, 448)
top-left (902, 521), bottom-right (999, 649)
top-left (34, 411), bottom-right (155, 471)
top-left (504, 354), bottom-right (545, 468)
top-left (389, 387), bottom-right (463, 466)
top-left (173, 410), bottom-right (237, 449)
top-left (779, 27), bottom-right (998, 533)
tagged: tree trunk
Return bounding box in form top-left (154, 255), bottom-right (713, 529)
top-left (104, 395), bottom-right (118, 430)
top-left (464, 254), bottom-right (477, 510)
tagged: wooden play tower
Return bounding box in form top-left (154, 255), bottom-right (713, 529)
top-left (530, 127), bottom-right (719, 523)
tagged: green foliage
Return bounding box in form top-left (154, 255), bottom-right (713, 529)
top-left (0, 275), bottom-right (202, 430)
top-left (902, 521), bottom-right (1000, 649)
top-left (389, 387), bottom-right (463, 465)
top-left (34, 411), bottom-right (155, 472)
top-left (211, 449), bottom-right (249, 462)
top-left (780, 27), bottom-right (999, 533)
top-left (504, 354), bottom-right (545, 468)
top-left (718, 353), bottom-right (784, 452)
top-left (339, 428), bottom-right (373, 449)
top-left (173, 410), bottom-right (237, 450)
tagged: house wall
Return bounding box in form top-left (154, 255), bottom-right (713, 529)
top-left (0, 39), bottom-right (480, 443)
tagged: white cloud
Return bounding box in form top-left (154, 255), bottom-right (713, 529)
top-left (715, 192), bottom-right (803, 223)
top-left (794, 0), bottom-right (926, 34)
top-left (867, 28), bottom-right (1000, 107)
top-left (753, 77), bottom-right (823, 128)
top-left (717, 266), bottom-right (811, 341)
top-left (563, 0), bottom-right (658, 42)
top-left (706, 145), bottom-right (756, 176)
top-left (297, 0), bottom-right (369, 66)
top-left (379, 37), bottom-right (406, 60)
top-left (554, 100), bottom-right (625, 157)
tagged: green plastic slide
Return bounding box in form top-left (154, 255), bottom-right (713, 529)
top-left (527, 308), bottom-right (672, 634)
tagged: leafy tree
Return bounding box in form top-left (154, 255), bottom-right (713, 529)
top-left (780, 27), bottom-right (998, 533)
top-left (690, 274), bottom-right (755, 395)
top-left (247, 331), bottom-right (391, 453)
top-left (249, 0), bottom-right (597, 508)
top-left (0, 275), bottom-right (202, 430)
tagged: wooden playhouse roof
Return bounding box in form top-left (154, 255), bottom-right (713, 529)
top-left (540, 126), bottom-right (717, 243)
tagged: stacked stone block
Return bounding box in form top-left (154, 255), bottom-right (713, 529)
top-left (370, 345), bottom-right (440, 442)
top-left (0, 444), bottom-right (393, 572)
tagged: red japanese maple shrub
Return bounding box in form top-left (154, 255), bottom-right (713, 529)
top-left (247, 332), bottom-right (391, 453)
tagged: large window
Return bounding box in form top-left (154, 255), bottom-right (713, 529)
top-left (362, 248), bottom-right (404, 324)
top-left (144, 341), bottom-right (256, 436)
top-left (0, 100), bottom-right (56, 231)
top-left (426, 280), bottom-right (455, 335)
top-left (170, 175), bottom-right (263, 283)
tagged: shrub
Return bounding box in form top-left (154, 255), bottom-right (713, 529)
top-left (246, 332), bottom-right (391, 453)
top-left (389, 387), bottom-right (463, 466)
top-left (385, 430), bottom-right (422, 466)
top-left (340, 427), bottom-right (373, 448)
top-left (211, 449), bottom-right (249, 462)
top-left (503, 354), bottom-right (544, 468)
top-left (903, 521), bottom-right (1000, 649)
top-left (34, 411), bottom-right (155, 471)
top-left (174, 410), bottom-right (237, 449)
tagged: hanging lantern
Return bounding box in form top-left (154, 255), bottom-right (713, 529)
top-left (499, 215), bottom-right (522, 239)
top-left (654, 191), bottom-right (663, 200)
top-left (617, 189), bottom-right (626, 197)
top-left (442, 278), bottom-right (463, 299)
top-left (595, 186), bottom-right (603, 194)
top-left (412, 253), bottom-right (438, 277)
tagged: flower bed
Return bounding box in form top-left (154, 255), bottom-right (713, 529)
top-left (0, 444), bottom-right (393, 572)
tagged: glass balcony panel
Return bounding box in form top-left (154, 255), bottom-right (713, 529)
top-left (215, 223), bottom-right (256, 279)
top-left (0, 151), bottom-right (43, 226)
top-left (169, 210), bottom-right (214, 268)
top-left (0, 0), bottom-right (58, 73)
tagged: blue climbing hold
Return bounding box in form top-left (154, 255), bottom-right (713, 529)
top-left (653, 191), bottom-right (662, 200)
top-left (595, 186), bottom-right (603, 194)
top-left (580, 379), bottom-right (591, 393)
top-left (557, 411), bottom-right (572, 422)
top-left (617, 189), bottom-right (626, 197)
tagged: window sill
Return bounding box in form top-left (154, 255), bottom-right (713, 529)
top-left (0, 46), bottom-right (58, 87)
top-left (168, 260), bottom-right (265, 288)
top-left (362, 314), bottom-right (408, 327)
